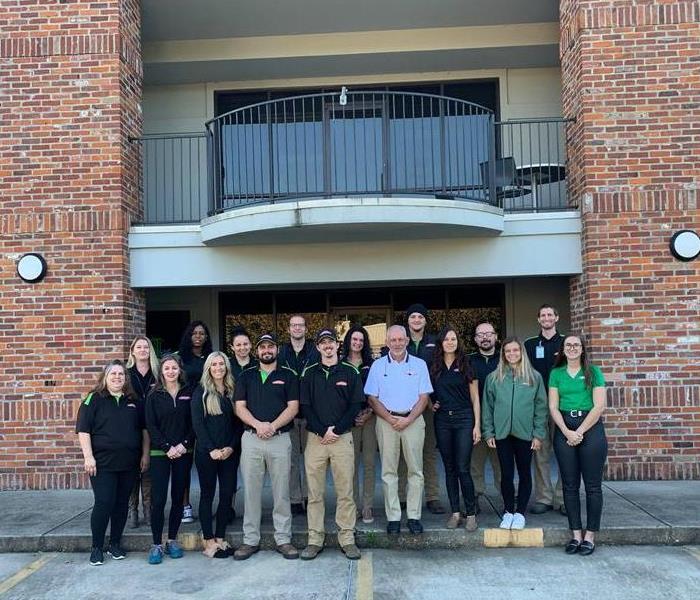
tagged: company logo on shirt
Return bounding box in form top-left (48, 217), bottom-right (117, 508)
top-left (180, 396), bottom-right (191, 401)
top-left (336, 381), bottom-right (348, 387)
top-left (272, 380), bottom-right (285, 385)
top-left (127, 403), bottom-right (137, 408)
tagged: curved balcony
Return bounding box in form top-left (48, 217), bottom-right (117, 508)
top-left (134, 91), bottom-right (573, 241)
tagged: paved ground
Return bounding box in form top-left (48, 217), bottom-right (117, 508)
top-left (1, 546), bottom-right (699, 599)
top-left (1, 477), bottom-right (699, 552)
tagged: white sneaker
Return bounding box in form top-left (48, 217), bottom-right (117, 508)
top-left (181, 504), bottom-right (194, 523)
top-left (511, 512), bottom-right (526, 530)
top-left (499, 512), bottom-right (514, 529)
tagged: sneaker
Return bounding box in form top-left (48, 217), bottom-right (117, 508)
top-left (499, 512), bottom-right (514, 529)
top-left (511, 512), bottom-right (526, 530)
top-left (361, 507), bottom-right (374, 524)
top-left (89, 547), bottom-right (104, 566)
top-left (181, 504), bottom-right (194, 523)
top-left (464, 515), bottom-right (478, 532)
top-left (165, 540), bottom-right (184, 559)
top-left (445, 512), bottom-right (462, 529)
top-left (107, 543), bottom-right (126, 560)
top-left (148, 544), bottom-right (163, 565)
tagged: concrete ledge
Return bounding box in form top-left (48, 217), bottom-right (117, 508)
top-left (4, 525), bottom-right (698, 554)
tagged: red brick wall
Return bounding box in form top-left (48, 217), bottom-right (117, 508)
top-left (561, 0), bottom-right (700, 479)
top-left (0, 1), bottom-right (145, 489)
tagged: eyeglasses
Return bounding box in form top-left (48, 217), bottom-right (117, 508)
top-left (475, 332), bottom-right (495, 338)
top-left (564, 343), bottom-right (582, 349)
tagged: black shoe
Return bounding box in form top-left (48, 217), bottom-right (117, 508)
top-left (89, 547), bottom-right (104, 566)
top-left (530, 503), bottom-right (553, 514)
top-left (426, 500), bottom-right (446, 515)
top-left (107, 543), bottom-right (126, 560)
top-left (565, 539), bottom-right (581, 555)
top-left (579, 541), bottom-right (595, 556)
top-left (407, 519), bottom-right (424, 535)
top-left (291, 503), bottom-right (306, 516)
top-left (386, 521), bottom-right (401, 535)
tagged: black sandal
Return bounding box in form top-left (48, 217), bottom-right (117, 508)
top-left (213, 548), bottom-right (230, 559)
top-left (579, 541), bottom-right (595, 556)
top-left (565, 539), bottom-right (581, 554)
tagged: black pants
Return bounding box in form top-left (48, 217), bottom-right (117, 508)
top-left (195, 451), bottom-right (237, 539)
top-left (89, 469), bottom-right (137, 549)
top-left (149, 453), bottom-right (193, 544)
top-left (434, 415), bottom-right (476, 515)
top-left (495, 435), bottom-right (533, 514)
top-left (553, 416), bottom-right (608, 532)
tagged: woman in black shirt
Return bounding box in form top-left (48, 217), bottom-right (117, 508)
top-left (145, 353), bottom-right (194, 564)
top-left (126, 335), bottom-right (159, 528)
top-left (430, 326), bottom-right (481, 531)
top-left (192, 351), bottom-right (242, 557)
top-left (228, 327), bottom-right (258, 380)
top-left (76, 359), bottom-right (147, 566)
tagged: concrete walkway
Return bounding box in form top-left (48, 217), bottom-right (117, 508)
top-left (1, 477), bottom-right (698, 553)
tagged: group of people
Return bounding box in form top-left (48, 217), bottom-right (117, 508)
top-left (76, 303), bottom-right (608, 567)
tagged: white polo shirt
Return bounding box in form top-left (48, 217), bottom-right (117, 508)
top-left (364, 352), bottom-right (433, 413)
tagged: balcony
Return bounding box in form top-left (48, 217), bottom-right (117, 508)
top-left (133, 91), bottom-right (574, 243)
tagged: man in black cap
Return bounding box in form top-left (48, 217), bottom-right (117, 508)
top-left (299, 329), bottom-right (364, 561)
top-left (233, 333), bottom-right (300, 561)
top-left (398, 303), bottom-right (445, 514)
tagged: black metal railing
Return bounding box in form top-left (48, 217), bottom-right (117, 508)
top-left (133, 93), bottom-right (573, 224)
top-left (205, 90), bottom-right (496, 212)
top-left (133, 133), bottom-right (208, 224)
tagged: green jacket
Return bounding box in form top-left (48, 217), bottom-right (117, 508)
top-left (481, 369), bottom-right (547, 442)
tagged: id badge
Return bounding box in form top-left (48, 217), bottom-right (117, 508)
top-left (536, 345), bottom-right (545, 359)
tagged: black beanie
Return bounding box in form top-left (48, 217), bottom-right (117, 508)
top-left (405, 303), bottom-right (428, 318)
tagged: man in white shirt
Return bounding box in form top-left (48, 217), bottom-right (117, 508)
top-left (364, 325), bottom-right (433, 535)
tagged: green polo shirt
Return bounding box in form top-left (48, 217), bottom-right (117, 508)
top-left (549, 365), bottom-right (605, 411)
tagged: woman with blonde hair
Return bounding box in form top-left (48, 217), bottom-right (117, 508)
top-left (482, 337), bottom-right (547, 531)
top-left (191, 351), bottom-right (242, 558)
top-left (76, 360), bottom-right (147, 566)
top-left (126, 335), bottom-right (159, 528)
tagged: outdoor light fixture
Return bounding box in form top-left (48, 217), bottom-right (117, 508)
top-left (339, 86), bottom-right (348, 106)
top-left (17, 253), bottom-right (47, 283)
top-left (670, 230), bottom-right (700, 262)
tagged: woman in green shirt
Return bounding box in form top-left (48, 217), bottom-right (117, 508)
top-left (549, 334), bottom-right (607, 556)
top-left (482, 337), bottom-right (547, 531)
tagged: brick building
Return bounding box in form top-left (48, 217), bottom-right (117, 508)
top-left (1, 0), bottom-right (698, 490)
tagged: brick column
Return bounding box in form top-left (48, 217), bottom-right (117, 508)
top-left (0, 1), bottom-right (145, 489)
top-left (561, 0), bottom-right (700, 479)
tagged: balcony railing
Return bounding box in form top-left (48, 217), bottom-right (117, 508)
top-left (133, 92), bottom-right (574, 225)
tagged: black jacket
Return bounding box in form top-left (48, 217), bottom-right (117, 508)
top-left (191, 385), bottom-right (242, 454)
top-left (146, 386), bottom-right (195, 454)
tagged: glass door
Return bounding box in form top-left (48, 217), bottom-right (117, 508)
top-left (331, 306), bottom-right (392, 358)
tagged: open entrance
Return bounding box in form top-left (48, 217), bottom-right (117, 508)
top-left (219, 283), bottom-right (504, 356)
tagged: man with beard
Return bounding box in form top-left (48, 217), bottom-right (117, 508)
top-left (299, 329), bottom-right (364, 561)
top-left (233, 334), bottom-right (300, 560)
top-left (468, 321), bottom-right (502, 513)
top-left (524, 304), bottom-right (566, 515)
top-left (278, 315), bottom-right (320, 515)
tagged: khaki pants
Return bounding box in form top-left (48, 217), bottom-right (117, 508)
top-left (533, 417), bottom-right (564, 507)
top-left (128, 470), bottom-right (152, 517)
top-left (470, 440), bottom-right (502, 496)
top-left (305, 432), bottom-right (356, 547)
top-left (376, 415), bottom-right (425, 521)
top-left (240, 430), bottom-right (292, 546)
top-left (398, 404), bottom-right (440, 503)
top-left (352, 415), bottom-right (377, 511)
top-left (290, 418), bottom-right (308, 504)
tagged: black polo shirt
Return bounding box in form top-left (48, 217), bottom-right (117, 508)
top-left (128, 366), bottom-right (156, 403)
top-left (524, 332), bottom-right (565, 391)
top-left (181, 353), bottom-right (206, 387)
top-left (230, 357), bottom-right (258, 381)
top-left (76, 391), bottom-right (144, 471)
top-left (278, 340), bottom-right (320, 377)
top-left (233, 365), bottom-right (299, 433)
top-left (468, 351), bottom-right (500, 400)
top-left (408, 332), bottom-right (437, 365)
top-left (300, 361), bottom-right (364, 436)
top-left (432, 362), bottom-right (474, 420)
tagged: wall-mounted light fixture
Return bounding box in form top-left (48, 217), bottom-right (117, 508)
top-left (670, 230), bottom-right (700, 262)
top-left (17, 253), bottom-right (48, 283)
